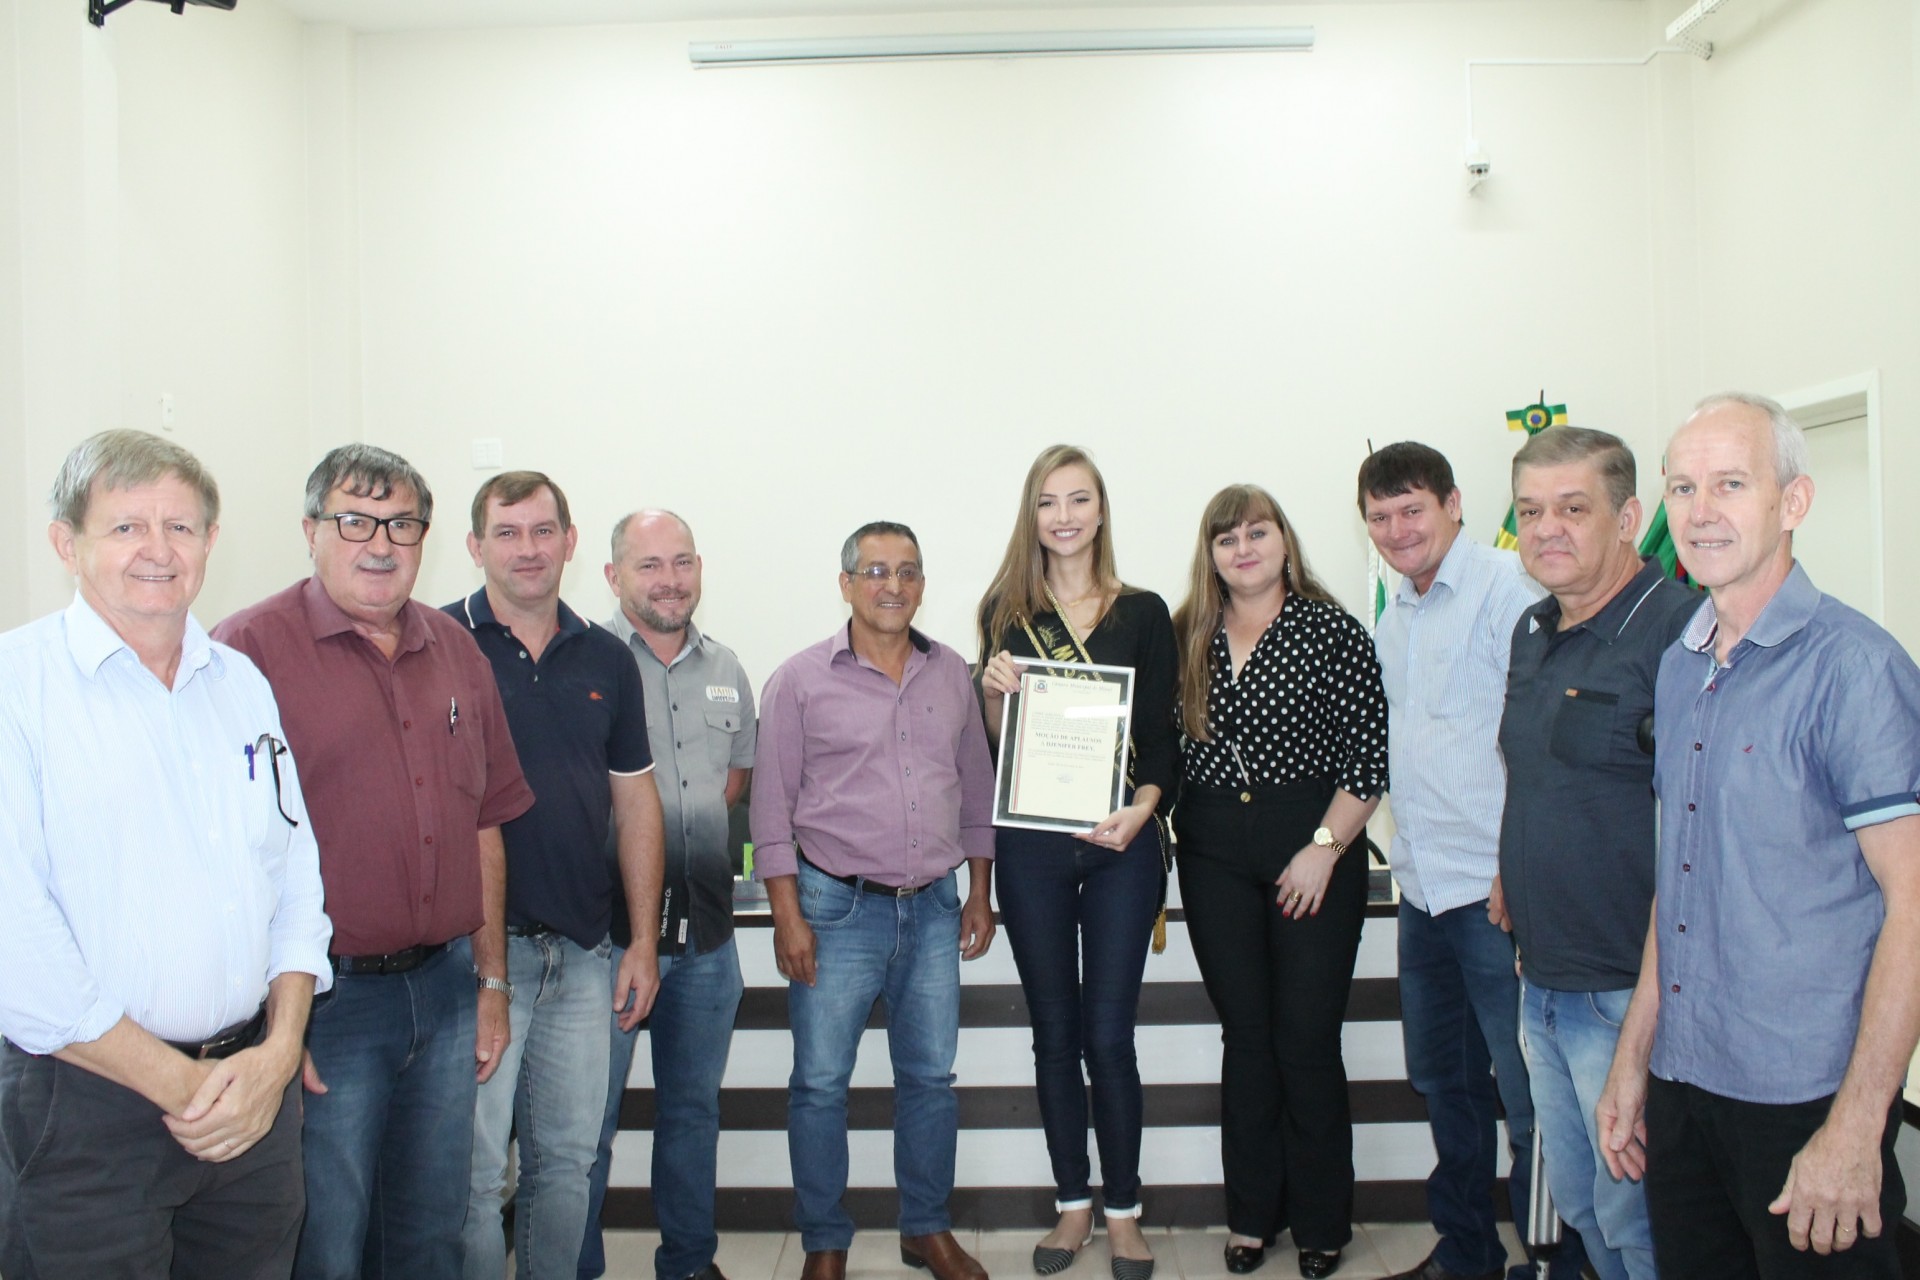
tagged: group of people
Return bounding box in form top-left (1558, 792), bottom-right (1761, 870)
top-left (0, 439), bottom-right (750, 1280)
top-left (0, 388), bottom-right (1915, 1280)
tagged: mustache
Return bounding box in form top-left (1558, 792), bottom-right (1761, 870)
top-left (357, 554), bottom-right (399, 572)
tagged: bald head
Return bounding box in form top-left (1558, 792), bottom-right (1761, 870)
top-left (606, 509), bottom-right (702, 636)
top-left (1662, 394), bottom-right (1813, 601)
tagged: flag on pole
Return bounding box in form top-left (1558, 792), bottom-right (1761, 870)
top-left (1495, 394), bottom-right (1567, 550)
top-left (1636, 458), bottom-right (1697, 588)
top-left (1368, 545), bottom-right (1387, 628)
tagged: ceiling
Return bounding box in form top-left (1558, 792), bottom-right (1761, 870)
top-left (269, 0), bottom-right (1506, 34)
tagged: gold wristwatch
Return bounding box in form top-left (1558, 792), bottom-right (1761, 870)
top-left (1312, 826), bottom-right (1348, 856)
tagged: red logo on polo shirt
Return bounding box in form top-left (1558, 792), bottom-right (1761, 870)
top-left (589, 690), bottom-right (605, 701)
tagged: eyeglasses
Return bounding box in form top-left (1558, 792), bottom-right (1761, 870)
top-left (319, 512), bottom-right (430, 546)
top-left (851, 564), bottom-right (923, 585)
top-left (247, 733), bottom-right (301, 828)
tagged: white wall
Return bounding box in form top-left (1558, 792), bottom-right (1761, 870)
top-left (0, 0), bottom-right (313, 630)
top-left (1645, 0), bottom-right (1919, 648)
top-left (346, 3), bottom-right (1660, 682)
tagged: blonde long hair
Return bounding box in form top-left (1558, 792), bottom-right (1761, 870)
top-left (976, 444), bottom-right (1124, 659)
top-left (1172, 484), bottom-right (1338, 742)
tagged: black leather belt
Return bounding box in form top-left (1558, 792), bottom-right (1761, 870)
top-left (800, 851), bottom-right (928, 898)
top-left (165, 1007), bottom-right (267, 1061)
top-left (331, 941), bottom-right (446, 975)
top-left (506, 923), bottom-right (558, 938)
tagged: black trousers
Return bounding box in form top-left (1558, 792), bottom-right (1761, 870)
top-left (1645, 1076), bottom-right (1904, 1279)
top-left (1174, 779), bottom-right (1366, 1253)
top-left (0, 1039), bottom-right (304, 1279)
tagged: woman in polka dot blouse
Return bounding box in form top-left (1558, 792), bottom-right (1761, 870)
top-left (977, 445), bottom-right (1180, 1280)
top-left (1169, 484), bottom-right (1389, 1280)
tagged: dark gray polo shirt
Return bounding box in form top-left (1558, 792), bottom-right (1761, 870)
top-left (606, 612), bottom-right (755, 956)
top-left (1497, 557), bottom-right (1700, 992)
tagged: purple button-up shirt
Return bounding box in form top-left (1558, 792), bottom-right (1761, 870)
top-left (750, 624), bottom-right (994, 887)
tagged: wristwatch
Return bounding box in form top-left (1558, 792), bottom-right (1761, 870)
top-left (1312, 826), bottom-right (1348, 856)
top-left (477, 976), bottom-right (514, 1005)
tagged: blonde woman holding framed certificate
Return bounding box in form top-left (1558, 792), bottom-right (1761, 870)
top-left (976, 445), bottom-right (1178, 1280)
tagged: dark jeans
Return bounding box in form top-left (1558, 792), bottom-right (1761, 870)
top-left (1645, 1077), bottom-right (1904, 1279)
top-left (1174, 779), bottom-right (1363, 1253)
top-left (996, 821), bottom-right (1162, 1212)
top-left (0, 1038), bottom-right (304, 1279)
top-left (295, 939), bottom-right (478, 1280)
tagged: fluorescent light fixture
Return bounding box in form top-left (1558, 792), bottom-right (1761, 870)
top-left (689, 28), bottom-right (1315, 67)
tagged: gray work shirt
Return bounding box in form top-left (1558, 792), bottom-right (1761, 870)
top-left (1650, 563), bottom-right (1920, 1104)
top-left (1497, 558), bottom-right (1700, 992)
top-left (606, 612), bottom-right (756, 956)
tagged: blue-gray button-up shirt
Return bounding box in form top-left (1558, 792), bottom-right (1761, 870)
top-left (1375, 533), bottom-right (1545, 915)
top-left (1650, 563), bottom-right (1920, 1104)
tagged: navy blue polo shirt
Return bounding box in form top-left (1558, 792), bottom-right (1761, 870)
top-left (446, 589), bottom-right (653, 949)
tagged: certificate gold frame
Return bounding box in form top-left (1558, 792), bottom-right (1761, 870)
top-left (992, 658), bottom-right (1134, 833)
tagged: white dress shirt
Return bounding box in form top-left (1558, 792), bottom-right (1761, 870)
top-left (1373, 534), bottom-right (1544, 915)
top-left (0, 595), bottom-right (332, 1055)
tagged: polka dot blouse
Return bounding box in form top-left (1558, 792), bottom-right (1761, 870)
top-left (1181, 593), bottom-right (1389, 800)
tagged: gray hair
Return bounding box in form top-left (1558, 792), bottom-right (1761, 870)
top-left (1687, 391), bottom-right (1810, 486)
top-left (1511, 426), bottom-right (1637, 514)
top-left (304, 444), bottom-right (434, 523)
top-left (609, 509), bottom-right (694, 563)
top-left (49, 429), bottom-right (220, 528)
top-left (840, 521), bottom-right (921, 573)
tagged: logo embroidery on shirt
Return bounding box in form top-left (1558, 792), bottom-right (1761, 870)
top-left (707, 685), bottom-right (739, 703)
top-left (588, 690), bottom-right (605, 701)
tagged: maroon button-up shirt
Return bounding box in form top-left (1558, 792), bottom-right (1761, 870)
top-left (215, 577), bottom-right (534, 956)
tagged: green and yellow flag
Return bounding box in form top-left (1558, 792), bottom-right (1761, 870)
top-left (1495, 396), bottom-right (1566, 550)
top-left (1636, 464), bottom-right (1697, 588)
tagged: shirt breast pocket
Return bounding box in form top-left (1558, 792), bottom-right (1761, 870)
top-left (1548, 687), bottom-right (1636, 768)
top-left (704, 707), bottom-right (742, 773)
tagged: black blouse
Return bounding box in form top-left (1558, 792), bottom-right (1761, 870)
top-left (1181, 593), bottom-right (1389, 801)
top-left (986, 589), bottom-right (1180, 806)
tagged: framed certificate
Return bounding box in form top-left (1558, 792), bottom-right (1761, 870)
top-left (993, 659), bottom-right (1135, 833)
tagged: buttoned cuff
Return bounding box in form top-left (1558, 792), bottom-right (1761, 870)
top-left (961, 827), bottom-right (996, 863)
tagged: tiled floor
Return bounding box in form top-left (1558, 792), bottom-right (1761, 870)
top-left (589, 1224), bottom-right (1530, 1280)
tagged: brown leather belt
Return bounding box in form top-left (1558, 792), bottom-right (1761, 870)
top-left (799, 851), bottom-right (928, 898)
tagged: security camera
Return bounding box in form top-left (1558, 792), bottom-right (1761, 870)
top-left (90, 0), bottom-right (236, 28)
top-left (1464, 143), bottom-right (1491, 192)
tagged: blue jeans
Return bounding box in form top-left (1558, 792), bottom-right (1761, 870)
top-left (579, 936), bottom-right (744, 1280)
top-left (995, 824), bottom-right (1159, 1212)
top-left (1398, 901), bottom-right (1588, 1279)
top-left (296, 938), bottom-right (479, 1280)
top-left (788, 860), bottom-right (963, 1251)
top-left (1522, 982), bottom-right (1656, 1280)
top-left (464, 931), bottom-right (614, 1280)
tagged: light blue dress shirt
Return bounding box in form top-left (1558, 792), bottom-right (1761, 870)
top-left (1651, 563), bottom-right (1920, 1104)
top-left (0, 595), bottom-right (332, 1055)
top-left (1373, 533), bottom-right (1545, 915)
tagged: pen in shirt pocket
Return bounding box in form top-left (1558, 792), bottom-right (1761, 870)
top-left (449, 696), bottom-right (459, 736)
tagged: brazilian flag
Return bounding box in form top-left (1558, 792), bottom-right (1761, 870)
top-left (1495, 398), bottom-right (1567, 550)
top-left (1636, 476), bottom-right (1698, 589)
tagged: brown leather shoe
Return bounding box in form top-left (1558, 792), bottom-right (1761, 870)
top-left (800, 1250), bottom-right (848, 1280)
top-left (900, 1231), bottom-right (989, 1280)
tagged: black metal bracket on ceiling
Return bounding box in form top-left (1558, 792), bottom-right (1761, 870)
top-left (89, 0), bottom-right (224, 27)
